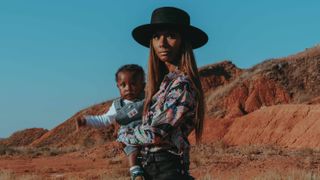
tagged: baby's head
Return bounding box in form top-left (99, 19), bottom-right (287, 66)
top-left (115, 64), bottom-right (145, 101)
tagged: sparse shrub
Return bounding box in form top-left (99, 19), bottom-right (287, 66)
top-left (288, 147), bottom-right (317, 157)
top-left (0, 145), bottom-right (8, 155)
top-left (108, 158), bottom-right (122, 165)
top-left (199, 173), bottom-right (214, 180)
top-left (299, 147), bottom-right (315, 156)
top-left (192, 154), bottom-right (202, 167)
top-left (0, 145), bottom-right (81, 158)
top-left (213, 140), bottom-right (229, 152)
top-left (0, 170), bottom-right (14, 180)
top-left (0, 145), bottom-right (18, 156)
top-left (253, 169), bottom-right (320, 180)
top-left (0, 170), bottom-right (41, 180)
top-left (295, 93), bottom-right (313, 103)
top-left (83, 137), bottom-right (96, 148)
top-left (98, 166), bottom-right (129, 180)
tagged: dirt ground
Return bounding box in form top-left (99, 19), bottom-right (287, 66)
top-left (1, 143), bottom-right (320, 180)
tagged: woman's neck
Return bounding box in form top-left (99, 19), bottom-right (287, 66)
top-left (165, 61), bottom-right (179, 72)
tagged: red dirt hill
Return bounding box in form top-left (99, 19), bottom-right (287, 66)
top-left (1, 45), bottom-right (320, 150)
top-left (29, 100), bottom-right (115, 148)
top-left (205, 45), bottom-right (320, 118)
top-left (199, 60), bottom-right (243, 92)
top-left (0, 128), bottom-right (48, 147)
top-left (222, 104), bottom-right (320, 149)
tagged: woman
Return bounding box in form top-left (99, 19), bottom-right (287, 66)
top-left (117, 6), bottom-right (208, 180)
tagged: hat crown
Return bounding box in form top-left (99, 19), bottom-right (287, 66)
top-left (132, 7), bottom-right (208, 49)
top-left (151, 7), bottom-right (190, 26)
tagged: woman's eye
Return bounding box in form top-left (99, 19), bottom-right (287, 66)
top-left (152, 34), bottom-right (160, 40)
top-left (167, 33), bottom-right (177, 39)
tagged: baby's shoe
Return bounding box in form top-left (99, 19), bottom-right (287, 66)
top-left (130, 165), bottom-right (144, 180)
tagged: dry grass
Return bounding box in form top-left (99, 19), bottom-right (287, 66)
top-left (284, 44), bottom-right (320, 61)
top-left (0, 170), bottom-right (41, 180)
top-left (0, 170), bottom-right (129, 180)
top-left (105, 156), bottom-right (130, 179)
top-left (199, 173), bottom-right (214, 180)
top-left (0, 144), bottom-right (81, 157)
top-left (199, 169), bottom-right (320, 180)
top-left (190, 142), bottom-right (320, 179)
top-left (2, 143), bottom-right (320, 179)
top-left (100, 168), bottom-right (129, 180)
top-left (294, 93), bottom-right (315, 104)
top-left (191, 142), bottom-right (320, 160)
top-left (252, 169), bottom-right (320, 180)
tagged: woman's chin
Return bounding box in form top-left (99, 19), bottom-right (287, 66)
top-left (159, 57), bottom-right (173, 63)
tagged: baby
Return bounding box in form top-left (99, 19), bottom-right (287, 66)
top-left (76, 64), bottom-right (145, 180)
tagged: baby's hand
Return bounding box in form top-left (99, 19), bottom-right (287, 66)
top-left (75, 116), bottom-right (87, 132)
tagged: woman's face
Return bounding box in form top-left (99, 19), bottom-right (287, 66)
top-left (152, 30), bottom-right (181, 63)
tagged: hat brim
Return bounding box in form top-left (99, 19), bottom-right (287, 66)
top-left (132, 23), bottom-right (208, 49)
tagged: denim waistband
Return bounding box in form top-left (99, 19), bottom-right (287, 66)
top-left (141, 150), bottom-right (182, 163)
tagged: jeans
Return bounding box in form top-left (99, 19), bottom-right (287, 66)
top-left (142, 151), bottom-right (194, 180)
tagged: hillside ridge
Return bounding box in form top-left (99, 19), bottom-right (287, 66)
top-left (1, 45), bottom-right (320, 149)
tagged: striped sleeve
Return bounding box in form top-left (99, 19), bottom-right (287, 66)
top-left (85, 102), bottom-right (117, 128)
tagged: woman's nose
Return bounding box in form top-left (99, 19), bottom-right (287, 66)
top-left (158, 35), bottom-right (168, 47)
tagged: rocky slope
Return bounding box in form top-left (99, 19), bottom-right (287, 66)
top-left (0, 128), bottom-right (48, 147)
top-left (205, 45), bottom-right (320, 118)
top-left (29, 100), bottom-right (115, 148)
top-left (0, 100), bottom-right (115, 148)
top-left (1, 45), bottom-right (320, 149)
top-left (222, 104), bottom-right (320, 148)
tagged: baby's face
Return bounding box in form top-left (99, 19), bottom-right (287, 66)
top-left (116, 71), bottom-right (144, 101)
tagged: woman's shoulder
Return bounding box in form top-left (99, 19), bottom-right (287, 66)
top-left (168, 71), bottom-right (192, 88)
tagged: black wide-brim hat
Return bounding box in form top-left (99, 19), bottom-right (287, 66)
top-left (132, 7), bottom-right (208, 49)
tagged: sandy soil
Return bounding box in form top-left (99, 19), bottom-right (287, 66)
top-left (1, 144), bottom-right (320, 180)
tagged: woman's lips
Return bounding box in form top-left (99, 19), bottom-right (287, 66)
top-left (159, 51), bottom-right (170, 56)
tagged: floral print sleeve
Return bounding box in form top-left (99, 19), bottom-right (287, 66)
top-left (117, 72), bottom-right (195, 146)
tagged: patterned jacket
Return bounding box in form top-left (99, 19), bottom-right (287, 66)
top-left (117, 70), bottom-right (196, 156)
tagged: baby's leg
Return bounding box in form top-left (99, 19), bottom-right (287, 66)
top-left (128, 150), bottom-right (138, 167)
top-left (127, 150), bottom-right (144, 180)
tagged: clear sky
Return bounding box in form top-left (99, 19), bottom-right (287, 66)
top-left (0, 0), bottom-right (319, 138)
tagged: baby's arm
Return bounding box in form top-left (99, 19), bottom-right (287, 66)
top-left (76, 101), bottom-right (117, 130)
top-left (85, 113), bottom-right (116, 128)
top-left (76, 100), bottom-right (144, 130)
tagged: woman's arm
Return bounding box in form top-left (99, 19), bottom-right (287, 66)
top-left (118, 79), bottom-right (195, 146)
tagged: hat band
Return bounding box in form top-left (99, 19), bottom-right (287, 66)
top-left (151, 15), bottom-right (189, 26)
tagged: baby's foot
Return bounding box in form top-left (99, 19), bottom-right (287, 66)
top-left (130, 166), bottom-right (144, 180)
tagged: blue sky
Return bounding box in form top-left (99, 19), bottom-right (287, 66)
top-left (0, 0), bottom-right (319, 138)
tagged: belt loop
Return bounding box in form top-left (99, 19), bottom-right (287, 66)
top-left (167, 149), bottom-right (183, 157)
top-left (142, 147), bottom-right (148, 167)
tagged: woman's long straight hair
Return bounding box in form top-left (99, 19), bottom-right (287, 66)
top-left (143, 39), bottom-right (204, 143)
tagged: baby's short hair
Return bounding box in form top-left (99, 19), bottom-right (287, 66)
top-left (115, 64), bottom-right (145, 82)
